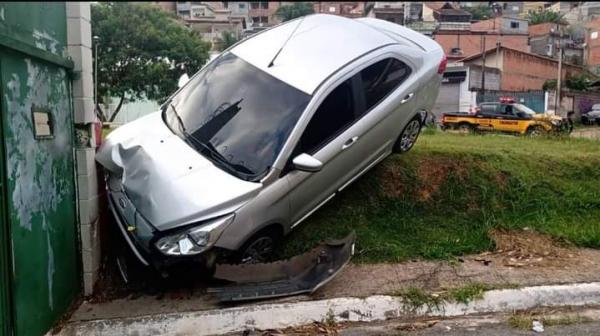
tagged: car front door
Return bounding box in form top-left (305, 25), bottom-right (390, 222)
top-left (286, 57), bottom-right (414, 228)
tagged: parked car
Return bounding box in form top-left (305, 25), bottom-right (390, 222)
top-left (581, 104), bottom-right (600, 125)
top-left (96, 14), bottom-right (445, 274)
top-left (441, 97), bottom-right (568, 135)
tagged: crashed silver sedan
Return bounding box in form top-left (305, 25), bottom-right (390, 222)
top-left (96, 14), bottom-right (444, 273)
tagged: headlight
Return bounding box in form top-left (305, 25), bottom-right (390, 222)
top-left (155, 214), bottom-right (234, 256)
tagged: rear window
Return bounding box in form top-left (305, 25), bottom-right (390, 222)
top-left (360, 58), bottom-right (411, 112)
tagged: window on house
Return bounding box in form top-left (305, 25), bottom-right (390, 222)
top-left (329, 6), bottom-right (336, 13)
top-left (239, 3), bottom-right (245, 9)
top-left (297, 79), bottom-right (356, 154)
top-left (503, 3), bottom-right (507, 9)
top-left (450, 47), bottom-right (463, 55)
top-left (250, 2), bottom-right (259, 9)
top-left (510, 21), bottom-right (519, 29)
top-left (359, 58), bottom-right (411, 112)
top-left (261, 16), bottom-right (268, 23)
top-left (260, 2), bottom-right (268, 9)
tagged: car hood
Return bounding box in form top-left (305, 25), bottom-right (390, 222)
top-left (532, 114), bottom-right (563, 121)
top-left (584, 110), bottom-right (600, 117)
top-left (96, 111), bottom-right (262, 231)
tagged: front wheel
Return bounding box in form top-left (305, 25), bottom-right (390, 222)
top-left (236, 227), bottom-right (282, 264)
top-left (527, 125), bottom-right (545, 137)
top-left (393, 116), bottom-right (422, 154)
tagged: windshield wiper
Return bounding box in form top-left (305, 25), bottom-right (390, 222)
top-left (190, 138), bottom-right (255, 177)
top-left (169, 103), bottom-right (187, 133)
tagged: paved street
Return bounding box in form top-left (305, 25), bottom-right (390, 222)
top-left (340, 311), bottom-right (600, 336)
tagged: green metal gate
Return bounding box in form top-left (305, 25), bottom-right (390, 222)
top-left (0, 3), bottom-right (80, 336)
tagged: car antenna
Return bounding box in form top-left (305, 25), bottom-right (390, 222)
top-left (268, 16), bottom-right (306, 68)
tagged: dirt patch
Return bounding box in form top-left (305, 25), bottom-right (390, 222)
top-left (494, 171), bottom-right (510, 190)
top-left (481, 228), bottom-right (579, 268)
top-left (379, 163), bottom-right (407, 199)
top-left (415, 158), bottom-right (468, 202)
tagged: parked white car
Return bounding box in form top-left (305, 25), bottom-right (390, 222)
top-left (582, 104), bottom-right (600, 125)
top-left (96, 14), bottom-right (445, 274)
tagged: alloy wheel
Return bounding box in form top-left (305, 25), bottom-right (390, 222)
top-left (240, 236), bottom-right (274, 264)
top-left (399, 120), bottom-right (421, 152)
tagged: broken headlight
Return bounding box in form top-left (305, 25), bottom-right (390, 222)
top-left (155, 214), bottom-right (234, 256)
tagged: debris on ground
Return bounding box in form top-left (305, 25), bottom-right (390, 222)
top-left (478, 228), bottom-right (578, 268)
top-left (395, 320), bottom-right (439, 331)
top-left (258, 322), bottom-right (341, 335)
top-left (532, 320), bottom-right (545, 332)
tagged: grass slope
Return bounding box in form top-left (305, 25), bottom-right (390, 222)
top-left (281, 130), bottom-right (600, 262)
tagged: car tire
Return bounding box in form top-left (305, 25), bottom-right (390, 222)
top-left (456, 123), bottom-right (473, 134)
top-left (527, 125), bottom-right (545, 136)
top-left (393, 115), bottom-right (422, 154)
top-left (235, 227), bottom-right (282, 264)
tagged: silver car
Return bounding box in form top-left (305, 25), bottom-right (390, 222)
top-left (96, 14), bottom-right (444, 273)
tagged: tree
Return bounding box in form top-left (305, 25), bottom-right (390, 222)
top-left (461, 5), bottom-right (493, 21)
top-left (219, 31), bottom-right (239, 51)
top-left (91, 2), bottom-right (210, 122)
top-left (275, 2), bottom-right (314, 22)
top-left (527, 10), bottom-right (567, 25)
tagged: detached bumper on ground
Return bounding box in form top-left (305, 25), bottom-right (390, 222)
top-left (207, 232), bottom-right (356, 302)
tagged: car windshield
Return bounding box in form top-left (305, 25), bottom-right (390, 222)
top-left (163, 52), bottom-right (311, 181)
top-left (513, 103), bottom-right (536, 115)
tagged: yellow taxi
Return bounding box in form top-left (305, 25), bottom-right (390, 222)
top-left (441, 97), bottom-right (568, 135)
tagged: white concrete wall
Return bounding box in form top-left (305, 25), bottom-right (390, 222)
top-left (67, 2), bottom-right (101, 296)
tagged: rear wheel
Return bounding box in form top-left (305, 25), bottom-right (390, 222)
top-left (456, 123), bottom-right (473, 134)
top-left (393, 116), bottom-right (422, 153)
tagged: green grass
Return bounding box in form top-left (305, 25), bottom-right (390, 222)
top-left (280, 130), bottom-right (600, 262)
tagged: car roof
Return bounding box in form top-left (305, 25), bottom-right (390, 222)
top-left (230, 14), bottom-right (397, 94)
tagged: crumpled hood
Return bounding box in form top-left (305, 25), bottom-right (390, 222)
top-left (96, 111), bottom-right (262, 230)
top-left (532, 113), bottom-right (563, 122)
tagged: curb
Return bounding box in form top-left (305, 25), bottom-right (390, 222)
top-left (58, 282), bottom-right (600, 336)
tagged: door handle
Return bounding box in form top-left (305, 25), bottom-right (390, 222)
top-left (400, 93), bottom-right (414, 104)
top-left (342, 136), bottom-right (359, 150)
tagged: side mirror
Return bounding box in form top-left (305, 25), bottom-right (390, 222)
top-left (292, 153), bottom-right (322, 173)
top-left (178, 73), bottom-right (190, 88)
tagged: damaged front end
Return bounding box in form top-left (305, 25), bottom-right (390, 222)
top-left (208, 232), bottom-right (355, 302)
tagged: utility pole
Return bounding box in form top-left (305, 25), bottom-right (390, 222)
top-left (481, 34), bottom-right (487, 93)
top-left (555, 26), bottom-right (563, 115)
top-left (93, 35), bottom-right (100, 116)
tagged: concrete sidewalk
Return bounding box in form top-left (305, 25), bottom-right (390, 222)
top-left (58, 283), bottom-right (600, 335)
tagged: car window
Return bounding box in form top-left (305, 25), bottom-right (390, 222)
top-left (296, 79), bottom-right (356, 155)
top-left (480, 103), bottom-right (499, 115)
top-left (360, 58), bottom-right (411, 113)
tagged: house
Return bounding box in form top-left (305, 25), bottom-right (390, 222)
top-left (175, 2), bottom-right (246, 50)
top-left (313, 2), bottom-right (364, 18)
top-left (586, 17), bottom-right (600, 73)
top-left (366, 2), bottom-right (404, 25)
top-left (493, 1), bottom-right (524, 17)
top-left (423, 2), bottom-right (471, 31)
top-left (521, 1), bottom-right (553, 18)
top-left (248, 1), bottom-right (282, 28)
top-left (529, 22), bottom-right (585, 65)
top-left (471, 16), bottom-right (529, 35)
top-left (461, 46), bottom-right (587, 91)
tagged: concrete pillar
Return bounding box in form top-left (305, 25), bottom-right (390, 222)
top-left (66, 2), bottom-right (102, 295)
